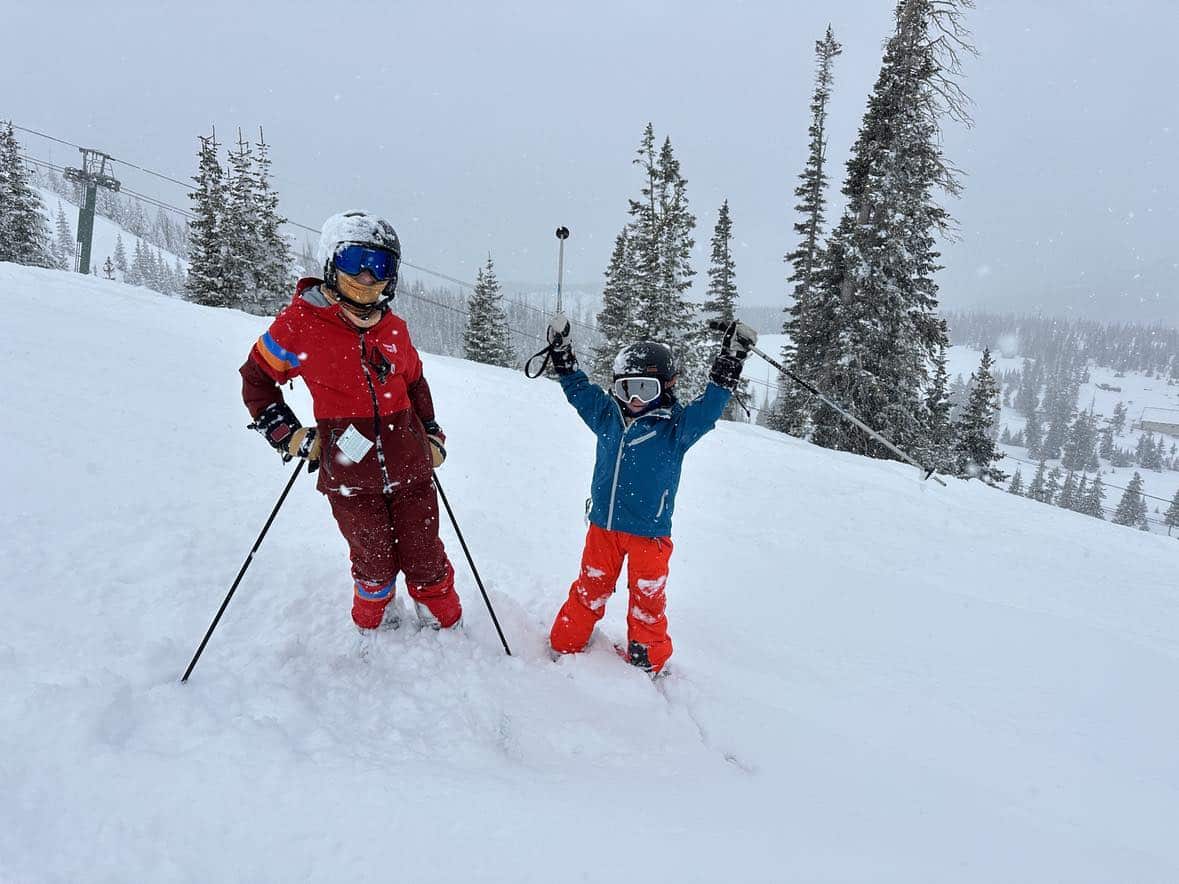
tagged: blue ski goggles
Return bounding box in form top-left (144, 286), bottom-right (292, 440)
top-left (613, 376), bottom-right (662, 404)
top-left (333, 244), bottom-right (397, 281)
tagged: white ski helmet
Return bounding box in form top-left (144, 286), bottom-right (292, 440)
top-left (317, 210), bottom-right (402, 302)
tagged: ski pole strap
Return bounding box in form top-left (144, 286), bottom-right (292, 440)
top-left (524, 344), bottom-right (554, 379)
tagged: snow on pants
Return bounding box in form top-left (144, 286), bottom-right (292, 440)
top-left (326, 480), bottom-right (462, 629)
top-left (549, 523), bottom-right (674, 672)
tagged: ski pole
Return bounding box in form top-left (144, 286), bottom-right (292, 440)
top-left (181, 460), bottom-right (305, 682)
top-left (524, 226), bottom-right (571, 378)
top-left (710, 320), bottom-right (946, 486)
top-left (433, 473), bottom-right (512, 656)
top-left (554, 225), bottom-right (570, 313)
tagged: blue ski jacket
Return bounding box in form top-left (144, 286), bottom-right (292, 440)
top-left (559, 369), bottom-right (731, 538)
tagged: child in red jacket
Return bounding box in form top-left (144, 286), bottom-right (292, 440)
top-left (240, 211), bottom-right (462, 633)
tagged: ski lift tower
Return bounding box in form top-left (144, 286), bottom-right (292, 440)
top-left (63, 149), bottom-right (121, 274)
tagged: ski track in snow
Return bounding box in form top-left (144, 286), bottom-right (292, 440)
top-left (2, 264), bottom-right (1177, 883)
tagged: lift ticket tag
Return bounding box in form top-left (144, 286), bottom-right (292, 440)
top-left (336, 424), bottom-right (374, 463)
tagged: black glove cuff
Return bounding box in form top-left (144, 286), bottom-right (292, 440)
top-left (550, 346), bottom-right (578, 376)
top-left (422, 419), bottom-right (442, 436)
top-left (251, 402), bottom-right (301, 452)
top-left (709, 354), bottom-right (744, 391)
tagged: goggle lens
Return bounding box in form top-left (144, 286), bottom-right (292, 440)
top-left (334, 244), bottom-right (396, 281)
top-left (613, 376), bottom-right (662, 404)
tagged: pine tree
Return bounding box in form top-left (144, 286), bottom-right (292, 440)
top-left (1024, 408), bottom-right (1044, 459)
top-left (113, 233), bottom-right (128, 274)
top-left (590, 228), bottom-right (635, 385)
top-left (223, 130), bottom-right (260, 310)
top-left (463, 255), bottom-right (515, 368)
top-left (1112, 472), bottom-right (1148, 529)
top-left (625, 126), bottom-right (701, 390)
top-left (1014, 358), bottom-right (1039, 418)
top-left (1164, 488), bottom-right (1179, 535)
top-left (186, 129), bottom-right (228, 307)
top-left (1027, 460), bottom-right (1049, 503)
top-left (701, 200), bottom-right (750, 419)
top-left (251, 127), bottom-right (295, 314)
top-left (53, 202), bottom-right (74, 270)
top-left (1007, 469), bottom-right (1024, 496)
top-left (805, 0), bottom-right (973, 460)
top-left (1099, 425), bottom-right (1114, 460)
top-left (921, 337), bottom-right (957, 471)
top-left (955, 348), bottom-right (1007, 482)
top-left (1072, 474), bottom-right (1089, 513)
top-left (774, 26), bottom-right (842, 436)
top-left (0, 122), bottom-right (54, 267)
top-left (1111, 401), bottom-right (1127, 435)
top-left (1044, 465), bottom-right (1063, 506)
top-left (1058, 470), bottom-right (1078, 511)
top-left (1080, 474), bottom-right (1106, 519)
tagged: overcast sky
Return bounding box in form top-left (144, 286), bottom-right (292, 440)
top-left (5, 0), bottom-right (1176, 324)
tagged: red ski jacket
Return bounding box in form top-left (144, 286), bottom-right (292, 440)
top-left (240, 278), bottom-right (438, 495)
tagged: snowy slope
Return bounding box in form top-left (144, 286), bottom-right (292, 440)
top-left (746, 334), bottom-right (1179, 519)
top-left (2, 264), bottom-right (1178, 883)
top-left (35, 186), bottom-right (187, 280)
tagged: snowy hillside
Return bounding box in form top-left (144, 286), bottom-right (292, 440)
top-left (746, 334), bottom-right (1179, 525)
top-left (2, 264), bottom-right (1177, 883)
top-left (35, 185), bottom-right (187, 282)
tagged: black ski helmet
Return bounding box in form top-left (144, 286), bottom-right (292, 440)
top-left (317, 210), bottom-right (402, 306)
top-left (612, 341), bottom-right (678, 400)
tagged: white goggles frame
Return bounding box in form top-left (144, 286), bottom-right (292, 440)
top-left (613, 376), bottom-right (662, 404)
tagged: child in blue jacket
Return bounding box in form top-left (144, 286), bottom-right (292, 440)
top-left (545, 315), bottom-right (757, 674)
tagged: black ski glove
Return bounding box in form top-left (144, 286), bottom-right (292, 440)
top-left (250, 402), bottom-right (302, 458)
top-left (709, 320), bottom-right (758, 391)
top-left (547, 312), bottom-right (578, 375)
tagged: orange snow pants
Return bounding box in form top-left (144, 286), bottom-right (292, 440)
top-left (549, 523), bottom-right (674, 673)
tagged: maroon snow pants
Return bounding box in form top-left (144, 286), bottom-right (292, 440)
top-left (326, 479), bottom-right (462, 629)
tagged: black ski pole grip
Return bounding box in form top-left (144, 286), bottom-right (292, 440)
top-left (555, 226), bottom-right (570, 240)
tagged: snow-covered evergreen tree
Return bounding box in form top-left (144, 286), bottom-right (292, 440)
top-left (251, 128), bottom-right (295, 314)
top-left (1071, 474), bottom-right (1090, 513)
top-left (113, 234), bottom-right (128, 274)
top-left (186, 130), bottom-right (228, 307)
top-left (624, 125), bottom-right (702, 392)
top-left (1112, 472), bottom-right (1148, 530)
top-left (463, 255), bottom-right (515, 368)
top-left (1080, 474), bottom-right (1106, 519)
top-left (921, 336), bottom-right (957, 471)
top-left (805, 0), bottom-right (973, 460)
top-left (1027, 460), bottom-right (1049, 503)
top-left (772, 25), bottom-right (842, 437)
top-left (590, 228), bottom-right (635, 385)
top-left (0, 122), bottom-right (54, 267)
top-left (701, 200), bottom-right (750, 419)
top-left (1044, 465), bottom-right (1063, 507)
top-left (1014, 358), bottom-right (1039, 418)
top-left (1007, 469), bottom-right (1024, 496)
top-left (222, 131), bottom-right (260, 310)
top-left (954, 348), bottom-right (1006, 482)
top-left (1164, 488), bottom-right (1179, 535)
top-left (1024, 408), bottom-right (1044, 459)
top-left (1058, 470), bottom-right (1078, 511)
top-left (53, 202), bottom-right (74, 271)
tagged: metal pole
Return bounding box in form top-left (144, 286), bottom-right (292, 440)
top-left (554, 226), bottom-right (569, 312)
top-left (181, 460), bottom-right (305, 682)
top-left (433, 473), bottom-right (512, 656)
top-left (719, 322), bottom-right (946, 486)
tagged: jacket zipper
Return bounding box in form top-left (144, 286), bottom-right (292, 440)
top-left (655, 489), bottom-right (668, 519)
top-left (358, 334), bottom-right (394, 492)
